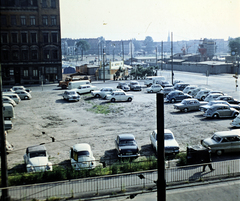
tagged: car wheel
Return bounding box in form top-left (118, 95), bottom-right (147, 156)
top-left (213, 113), bottom-right (219, 118)
top-left (111, 98), bottom-right (115, 102)
top-left (171, 98), bottom-right (175, 103)
top-left (234, 113), bottom-right (239, 117)
top-left (150, 90), bottom-right (153, 93)
top-left (216, 150), bottom-right (223, 156)
top-left (95, 94), bottom-right (100, 98)
top-left (183, 108), bottom-right (188, 112)
top-left (127, 97), bottom-right (132, 102)
top-left (201, 96), bottom-right (205, 101)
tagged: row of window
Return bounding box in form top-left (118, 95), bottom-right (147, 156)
top-left (1, 0), bottom-right (56, 8)
top-left (1, 49), bottom-right (59, 61)
top-left (1, 15), bottom-right (57, 26)
top-left (1, 32), bottom-right (59, 44)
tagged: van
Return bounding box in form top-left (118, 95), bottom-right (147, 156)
top-left (68, 80), bottom-right (91, 90)
top-left (144, 76), bottom-right (165, 87)
top-left (3, 103), bottom-right (15, 120)
top-left (3, 93), bottom-right (21, 104)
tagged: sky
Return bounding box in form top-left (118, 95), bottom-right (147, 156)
top-left (59, 0), bottom-right (240, 42)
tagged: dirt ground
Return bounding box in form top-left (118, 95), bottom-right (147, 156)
top-left (5, 82), bottom-right (232, 170)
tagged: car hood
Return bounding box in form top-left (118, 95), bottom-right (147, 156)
top-left (29, 157), bottom-right (49, 167)
top-left (165, 139), bottom-right (179, 147)
top-left (202, 138), bottom-right (218, 146)
top-left (78, 156), bottom-right (94, 162)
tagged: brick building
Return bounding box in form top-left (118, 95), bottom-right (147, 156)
top-left (0, 0), bottom-right (62, 85)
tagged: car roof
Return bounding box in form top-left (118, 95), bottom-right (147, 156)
top-left (27, 145), bottom-right (47, 153)
top-left (118, 134), bottom-right (135, 140)
top-left (153, 129), bottom-right (173, 135)
top-left (72, 143), bottom-right (91, 152)
top-left (214, 131), bottom-right (240, 138)
top-left (210, 104), bottom-right (230, 108)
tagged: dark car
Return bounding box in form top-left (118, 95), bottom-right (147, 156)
top-left (165, 90), bottom-right (192, 103)
top-left (117, 83), bottom-right (130, 91)
top-left (203, 104), bottom-right (239, 118)
top-left (174, 98), bottom-right (207, 112)
top-left (174, 83), bottom-right (190, 91)
top-left (186, 145), bottom-right (210, 164)
top-left (158, 81), bottom-right (173, 88)
top-left (216, 96), bottom-right (240, 104)
top-left (115, 134), bottom-right (140, 158)
top-left (129, 81), bottom-right (141, 91)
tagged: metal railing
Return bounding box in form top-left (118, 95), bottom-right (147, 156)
top-left (1, 159), bottom-right (239, 200)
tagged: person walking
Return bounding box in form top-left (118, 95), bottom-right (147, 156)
top-left (202, 147), bottom-right (215, 172)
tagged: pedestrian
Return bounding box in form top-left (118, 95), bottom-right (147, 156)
top-left (202, 147), bottom-right (215, 172)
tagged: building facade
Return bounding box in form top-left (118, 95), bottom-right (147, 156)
top-left (0, 0), bottom-right (62, 85)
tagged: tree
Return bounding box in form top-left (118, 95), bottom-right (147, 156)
top-left (228, 37), bottom-right (240, 55)
top-left (76, 40), bottom-right (90, 61)
top-left (144, 36), bottom-right (154, 54)
top-left (114, 67), bottom-right (124, 80)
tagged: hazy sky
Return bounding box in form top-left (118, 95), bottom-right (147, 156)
top-left (60, 0), bottom-right (240, 42)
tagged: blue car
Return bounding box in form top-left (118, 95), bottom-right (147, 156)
top-left (165, 90), bottom-right (192, 103)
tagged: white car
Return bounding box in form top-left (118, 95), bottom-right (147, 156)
top-left (146, 84), bottom-right (163, 93)
top-left (70, 143), bottom-right (96, 170)
top-left (195, 89), bottom-right (212, 101)
top-left (230, 114), bottom-right (240, 127)
top-left (23, 145), bottom-right (52, 172)
top-left (2, 96), bottom-right (17, 107)
top-left (204, 93), bottom-right (224, 102)
top-left (106, 91), bottom-right (133, 102)
top-left (14, 90), bottom-right (32, 100)
top-left (91, 87), bottom-right (123, 99)
top-left (73, 84), bottom-right (97, 94)
top-left (150, 129), bottom-right (179, 154)
top-left (12, 86), bottom-right (31, 93)
top-left (63, 90), bottom-right (80, 101)
top-left (182, 85), bottom-right (197, 94)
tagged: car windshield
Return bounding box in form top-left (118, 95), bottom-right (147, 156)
top-left (119, 139), bottom-right (136, 145)
top-left (29, 151), bottom-right (47, 158)
top-left (68, 91), bottom-right (75, 95)
top-left (181, 100), bottom-right (187, 104)
top-left (164, 133), bottom-right (174, 140)
top-left (211, 134), bottom-right (222, 143)
top-left (77, 151), bottom-right (90, 157)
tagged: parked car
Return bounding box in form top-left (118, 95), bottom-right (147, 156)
top-left (3, 88), bottom-right (14, 93)
top-left (106, 91), bottom-right (133, 102)
top-left (195, 89), bottom-right (212, 101)
top-left (146, 84), bottom-right (163, 93)
top-left (165, 90), bottom-right (192, 103)
top-left (2, 93), bottom-right (21, 104)
top-left (204, 93), bottom-right (224, 102)
top-left (117, 83), bottom-right (130, 91)
top-left (129, 81), bottom-right (141, 91)
top-left (173, 83), bottom-right (189, 91)
top-left (2, 96), bottom-right (17, 107)
top-left (14, 90), bottom-right (32, 100)
top-left (63, 90), bottom-right (80, 101)
top-left (157, 81), bottom-right (173, 88)
top-left (173, 80), bottom-right (184, 86)
top-left (115, 134), bottom-right (140, 158)
top-left (3, 103), bottom-right (14, 120)
top-left (150, 129), bottom-right (179, 154)
top-left (12, 86), bottom-right (31, 93)
top-left (203, 104), bottom-right (239, 118)
top-left (182, 85), bottom-right (197, 94)
top-left (73, 85), bottom-right (97, 94)
top-left (91, 87), bottom-right (120, 98)
top-left (70, 143), bottom-right (96, 170)
top-left (201, 130), bottom-right (240, 155)
top-left (23, 145), bottom-right (52, 172)
top-left (189, 87), bottom-right (206, 97)
top-left (200, 100), bottom-right (240, 112)
top-left (230, 114), bottom-right (240, 127)
top-left (173, 99), bottom-right (207, 112)
top-left (4, 120), bottom-right (13, 130)
top-left (162, 87), bottom-right (175, 97)
top-left (216, 95), bottom-right (240, 104)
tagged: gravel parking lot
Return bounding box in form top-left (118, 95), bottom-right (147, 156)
top-left (5, 72), bottom-right (239, 170)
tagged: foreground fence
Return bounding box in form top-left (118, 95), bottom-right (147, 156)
top-left (1, 159), bottom-right (240, 200)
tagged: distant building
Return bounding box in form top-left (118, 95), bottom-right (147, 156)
top-left (0, 0), bottom-right (62, 85)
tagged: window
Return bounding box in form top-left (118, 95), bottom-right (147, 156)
top-left (52, 50), bottom-right (58, 59)
top-left (31, 50), bottom-right (38, 60)
top-left (22, 50), bottom-right (28, 60)
top-left (12, 50), bottom-right (19, 60)
top-left (12, 33), bottom-right (18, 43)
top-left (1, 15), bottom-right (7, 26)
top-left (10, 69), bottom-right (14, 76)
top-left (21, 33), bottom-right (27, 43)
top-left (51, 16), bottom-right (57, 25)
top-left (30, 0), bottom-right (37, 6)
top-left (51, 0), bottom-right (56, 8)
top-left (21, 16), bottom-right (26, 25)
top-left (1, 33), bottom-right (8, 43)
top-left (2, 50), bottom-right (9, 60)
top-left (31, 33), bottom-right (37, 43)
top-left (43, 33), bottom-right (48, 43)
top-left (11, 15), bottom-right (17, 26)
top-left (23, 69), bottom-right (29, 77)
top-left (42, 16), bottom-right (48, 25)
top-left (42, 0), bottom-right (47, 7)
top-left (33, 69), bottom-right (38, 77)
top-left (44, 50), bottom-right (50, 59)
top-left (30, 16), bottom-right (36, 25)
top-left (46, 67), bottom-right (57, 73)
top-left (51, 33), bottom-right (57, 43)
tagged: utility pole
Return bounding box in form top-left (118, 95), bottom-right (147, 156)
top-left (122, 40), bottom-right (124, 61)
top-left (161, 41), bottom-right (163, 71)
top-left (103, 48), bottom-right (105, 83)
top-left (131, 39), bottom-right (133, 67)
top-left (171, 32), bottom-right (174, 85)
top-left (0, 64), bottom-right (10, 201)
top-left (156, 47), bottom-right (158, 75)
